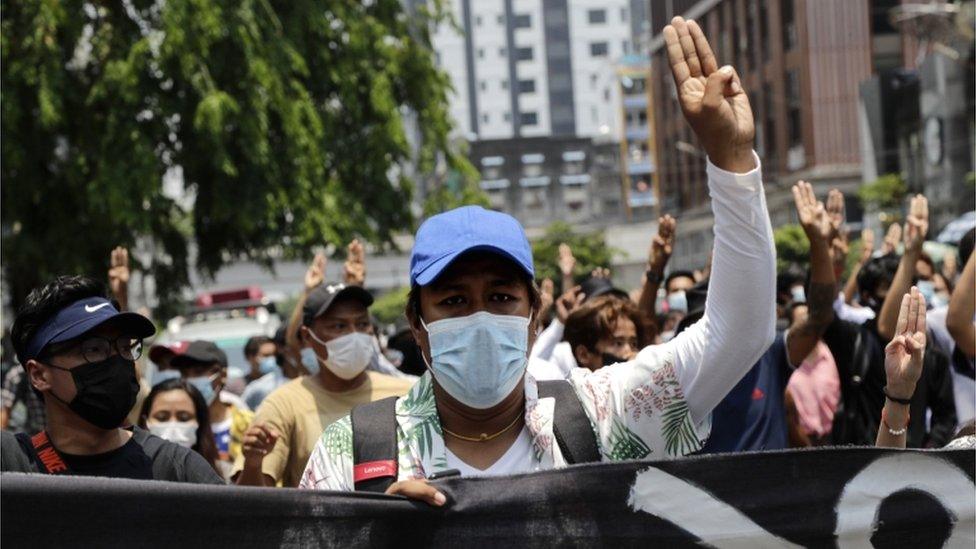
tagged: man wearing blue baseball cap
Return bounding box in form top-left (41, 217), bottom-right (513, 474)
top-left (300, 18), bottom-right (775, 503)
top-left (0, 275), bottom-right (222, 483)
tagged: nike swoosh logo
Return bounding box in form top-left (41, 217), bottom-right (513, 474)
top-left (85, 303), bottom-right (111, 313)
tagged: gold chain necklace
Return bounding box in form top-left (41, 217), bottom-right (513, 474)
top-left (442, 413), bottom-right (523, 443)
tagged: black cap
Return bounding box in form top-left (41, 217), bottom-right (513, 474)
top-left (579, 277), bottom-right (629, 303)
top-left (674, 279), bottom-right (710, 336)
top-left (302, 282), bottom-right (374, 326)
top-left (172, 340), bottom-right (228, 369)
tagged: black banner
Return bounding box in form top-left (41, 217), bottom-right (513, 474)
top-left (2, 447), bottom-right (973, 547)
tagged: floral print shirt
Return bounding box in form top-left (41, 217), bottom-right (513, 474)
top-left (299, 343), bottom-right (709, 490)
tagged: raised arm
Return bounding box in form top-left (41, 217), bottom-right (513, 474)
top-left (343, 239), bottom-right (366, 287)
top-left (660, 17), bottom-right (775, 421)
top-left (842, 228), bottom-right (874, 304)
top-left (947, 252), bottom-right (975, 358)
top-left (108, 246), bottom-right (130, 311)
top-left (877, 287), bottom-right (927, 448)
top-left (786, 182), bottom-right (838, 366)
top-left (878, 195), bottom-right (928, 340)
top-left (637, 215), bottom-right (676, 318)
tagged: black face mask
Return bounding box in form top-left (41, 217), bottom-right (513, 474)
top-left (48, 355), bottom-right (139, 430)
top-left (601, 352), bottom-right (629, 367)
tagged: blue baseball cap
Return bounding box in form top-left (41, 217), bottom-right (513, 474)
top-left (410, 206), bottom-right (534, 286)
top-left (22, 297), bottom-right (156, 363)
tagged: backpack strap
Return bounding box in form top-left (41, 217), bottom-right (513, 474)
top-left (537, 380), bottom-right (601, 464)
top-left (15, 431), bottom-right (70, 474)
top-left (350, 396), bottom-right (399, 493)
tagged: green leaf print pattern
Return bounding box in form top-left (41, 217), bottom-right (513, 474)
top-left (607, 417), bottom-right (651, 460)
top-left (323, 416), bottom-right (353, 459)
top-left (661, 400), bottom-right (699, 456)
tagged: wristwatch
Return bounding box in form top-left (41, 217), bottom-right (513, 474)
top-left (645, 269), bottom-right (663, 284)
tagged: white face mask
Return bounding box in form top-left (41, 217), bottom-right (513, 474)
top-left (307, 331), bottom-right (375, 380)
top-left (147, 420), bottom-right (198, 448)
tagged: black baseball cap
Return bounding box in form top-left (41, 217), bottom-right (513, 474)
top-left (171, 340), bottom-right (228, 369)
top-left (302, 282), bottom-right (374, 326)
top-left (580, 277), bottom-right (629, 303)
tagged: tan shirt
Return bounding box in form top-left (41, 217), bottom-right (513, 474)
top-left (232, 371), bottom-right (414, 487)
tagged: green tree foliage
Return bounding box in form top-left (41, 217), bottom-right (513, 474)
top-left (1, 0), bottom-right (470, 314)
top-left (531, 222), bottom-right (617, 284)
top-left (371, 286), bottom-right (410, 325)
top-left (858, 174), bottom-right (907, 209)
top-left (773, 224), bottom-right (809, 273)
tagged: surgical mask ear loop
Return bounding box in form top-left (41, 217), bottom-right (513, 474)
top-left (418, 315), bottom-right (433, 370)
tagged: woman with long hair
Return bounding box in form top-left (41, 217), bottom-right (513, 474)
top-left (139, 378), bottom-right (220, 474)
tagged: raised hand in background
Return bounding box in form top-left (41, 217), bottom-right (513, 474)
top-left (108, 246), bottom-right (130, 311)
top-left (343, 239), bottom-right (366, 287)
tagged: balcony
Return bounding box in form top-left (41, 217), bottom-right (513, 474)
top-left (626, 159), bottom-right (655, 175)
top-left (623, 95), bottom-right (648, 109)
top-left (625, 126), bottom-right (649, 141)
top-left (559, 174), bottom-right (591, 186)
top-left (519, 176), bottom-right (551, 187)
top-left (480, 179), bottom-right (511, 190)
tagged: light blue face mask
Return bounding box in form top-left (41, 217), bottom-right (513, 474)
top-left (187, 373), bottom-right (219, 406)
top-left (258, 356), bottom-right (279, 376)
top-left (421, 311), bottom-right (530, 410)
top-left (301, 347), bottom-right (321, 377)
top-left (916, 280), bottom-right (936, 306)
top-left (151, 369), bottom-right (181, 387)
top-left (667, 291), bottom-right (688, 314)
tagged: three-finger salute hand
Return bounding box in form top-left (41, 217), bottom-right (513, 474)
top-left (305, 252), bottom-right (326, 292)
top-left (649, 215), bottom-right (676, 272)
top-left (884, 287), bottom-right (927, 399)
top-left (385, 479), bottom-right (447, 507)
top-left (664, 17), bottom-right (755, 173)
top-left (792, 181), bottom-right (831, 245)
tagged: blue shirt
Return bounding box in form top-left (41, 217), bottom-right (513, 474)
top-left (702, 332), bottom-right (792, 453)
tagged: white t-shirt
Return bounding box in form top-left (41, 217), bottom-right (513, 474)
top-left (445, 428), bottom-right (538, 477)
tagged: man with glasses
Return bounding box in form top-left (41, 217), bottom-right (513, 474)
top-left (0, 275), bottom-right (222, 483)
top-left (234, 281), bottom-right (414, 487)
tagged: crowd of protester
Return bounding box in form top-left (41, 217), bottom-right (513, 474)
top-left (1, 18), bottom-right (973, 506)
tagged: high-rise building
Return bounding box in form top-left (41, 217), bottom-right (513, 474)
top-left (645, 0), bottom-right (918, 270)
top-left (429, 0), bottom-right (642, 227)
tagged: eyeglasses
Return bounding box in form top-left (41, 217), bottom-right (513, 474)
top-left (64, 336), bottom-right (144, 364)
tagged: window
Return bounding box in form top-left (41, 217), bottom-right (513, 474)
top-left (503, 112), bottom-right (511, 122)
top-left (590, 106), bottom-right (598, 123)
top-left (782, 0), bottom-right (797, 50)
top-left (590, 73), bottom-right (599, 90)
top-left (499, 47), bottom-right (507, 57)
top-left (477, 48), bottom-right (485, 59)
top-left (497, 14), bottom-right (505, 25)
top-left (518, 79), bottom-right (536, 93)
top-left (620, 7), bottom-right (628, 22)
top-left (479, 81), bottom-right (487, 92)
top-left (513, 14), bottom-right (531, 28)
top-left (475, 15), bottom-right (482, 26)
top-left (590, 42), bottom-right (609, 57)
top-left (603, 87), bottom-right (610, 101)
top-left (587, 9), bottom-right (606, 24)
top-left (501, 80), bottom-right (509, 90)
top-left (520, 111), bottom-right (538, 126)
top-left (786, 70), bottom-right (802, 146)
top-left (516, 47), bottom-right (534, 61)
top-left (622, 40), bottom-right (630, 55)
top-left (482, 113), bottom-right (490, 124)
top-left (759, 0), bottom-right (770, 62)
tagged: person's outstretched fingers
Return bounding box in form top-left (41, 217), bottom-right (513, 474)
top-left (386, 479), bottom-right (447, 507)
top-left (687, 19), bottom-right (718, 75)
top-left (672, 17), bottom-right (702, 77)
top-left (663, 25), bottom-right (690, 87)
